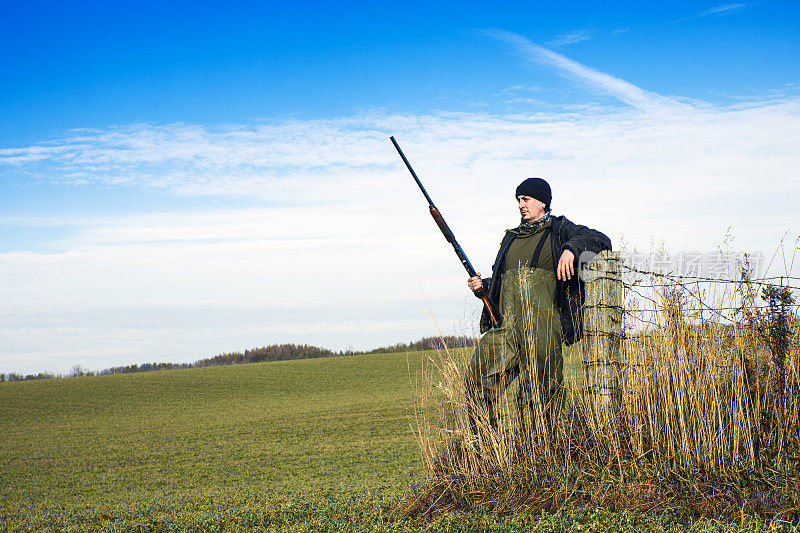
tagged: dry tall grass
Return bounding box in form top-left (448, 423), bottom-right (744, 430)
top-left (404, 271), bottom-right (799, 520)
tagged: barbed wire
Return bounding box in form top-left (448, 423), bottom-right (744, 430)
top-left (617, 264), bottom-right (800, 289)
top-left (583, 261), bottom-right (800, 335)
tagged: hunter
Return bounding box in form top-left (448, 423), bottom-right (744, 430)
top-left (466, 177), bottom-right (611, 429)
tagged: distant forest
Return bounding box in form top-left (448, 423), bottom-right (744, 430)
top-left (1, 336), bottom-right (477, 382)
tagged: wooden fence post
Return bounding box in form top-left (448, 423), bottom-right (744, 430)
top-left (580, 250), bottom-right (622, 430)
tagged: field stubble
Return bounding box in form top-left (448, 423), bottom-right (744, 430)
top-left (406, 272), bottom-right (800, 525)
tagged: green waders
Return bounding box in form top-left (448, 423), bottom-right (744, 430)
top-left (467, 267), bottom-right (563, 430)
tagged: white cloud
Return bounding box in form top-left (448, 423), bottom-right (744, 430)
top-left (484, 30), bottom-right (691, 115)
top-left (1, 35), bottom-right (798, 374)
top-left (699, 3), bottom-right (749, 16)
top-left (671, 3), bottom-right (751, 23)
top-left (547, 29), bottom-right (593, 48)
top-left (0, 302), bottom-right (435, 375)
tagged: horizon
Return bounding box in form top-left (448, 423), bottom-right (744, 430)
top-left (2, 1), bottom-right (799, 375)
top-left (1, 334), bottom-right (480, 379)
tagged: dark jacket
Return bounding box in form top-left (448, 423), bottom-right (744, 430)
top-left (479, 215), bottom-right (612, 345)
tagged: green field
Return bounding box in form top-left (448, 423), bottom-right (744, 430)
top-left (0, 351), bottom-right (790, 532)
top-left (1, 351), bottom-right (430, 530)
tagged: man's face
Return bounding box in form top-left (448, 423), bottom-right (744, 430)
top-left (518, 195), bottom-right (546, 222)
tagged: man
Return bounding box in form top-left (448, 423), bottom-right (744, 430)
top-left (466, 177), bottom-right (611, 430)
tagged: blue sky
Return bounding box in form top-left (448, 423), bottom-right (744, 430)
top-left (3, 1), bottom-right (797, 145)
top-left (1, 1), bottom-right (799, 374)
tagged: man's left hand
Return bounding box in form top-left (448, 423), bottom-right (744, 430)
top-left (557, 249), bottom-right (576, 281)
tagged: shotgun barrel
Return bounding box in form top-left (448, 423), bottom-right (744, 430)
top-left (390, 136), bottom-right (501, 327)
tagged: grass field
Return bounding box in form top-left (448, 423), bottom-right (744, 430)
top-left (0, 350), bottom-right (793, 532)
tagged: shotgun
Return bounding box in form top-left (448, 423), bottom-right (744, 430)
top-left (390, 136), bottom-right (501, 327)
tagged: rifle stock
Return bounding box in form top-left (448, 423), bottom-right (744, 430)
top-left (390, 136), bottom-right (501, 328)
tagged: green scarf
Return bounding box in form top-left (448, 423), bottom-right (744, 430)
top-left (517, 211), bottom-right (551, 235)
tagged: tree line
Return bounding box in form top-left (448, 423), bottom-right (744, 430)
top-left (359, 335), bottom-right (477, 354)
top-left (0, 335), bottom-right (477, 382)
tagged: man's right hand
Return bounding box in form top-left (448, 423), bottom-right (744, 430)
top-left (467, 273), bottom-right (484, 294)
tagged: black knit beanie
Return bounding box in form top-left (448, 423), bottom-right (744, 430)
top-left (515, 177), bottom-right (551, 209)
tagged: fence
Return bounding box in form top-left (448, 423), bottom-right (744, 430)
top-left (579, 251), bottom-right (800, 459)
